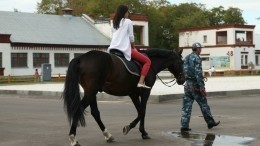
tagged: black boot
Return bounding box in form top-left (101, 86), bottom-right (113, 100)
top-left (208, 121), bottom-right (220, 129)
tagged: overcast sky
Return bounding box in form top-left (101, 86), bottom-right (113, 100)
top-left (0, 0), bottom-right (259, 34)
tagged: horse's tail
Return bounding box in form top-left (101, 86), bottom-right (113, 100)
top-left (62, 57), bottom-right (86, 126)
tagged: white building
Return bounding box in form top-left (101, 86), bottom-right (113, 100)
top-left (179, 24), bottom-right (259, 71)
top-left (0, 10), bottom-right (149, 76)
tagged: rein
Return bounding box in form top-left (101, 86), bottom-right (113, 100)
top-left (156, 74), bottom-right (177, 87)
top-left (150, 65), bottom-right (177, 87)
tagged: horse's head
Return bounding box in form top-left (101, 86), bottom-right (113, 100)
top-left (139, 48), bottom-right (185, 85)
top-left (167, 49), bottom-right (185, 85)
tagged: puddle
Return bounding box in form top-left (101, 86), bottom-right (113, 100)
top-left (169, 131), bottom-right (256, 146)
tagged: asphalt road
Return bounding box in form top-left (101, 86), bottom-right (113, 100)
top-left (0, 94), bottom-right (260, 146)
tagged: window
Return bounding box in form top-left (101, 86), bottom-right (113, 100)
top-left (54, 53), bottom-right (69, 67)
top-left (241, 52), bottom-right (248, 69)
top-left (216, 31), bottom-right (227, 45)
top-left (201, 57), bottom-right (209, 61)
top-left (256, 55), bottom-right (260, 66)
top-left (134, 26), bottom-right (143, 45)
top-left (11, 53), bottom-right (27, 67)
top-left (74, 53), bottom-right (84, 58)
top-left (235, 31), bottom-right (253, 45)
top-left (203, 35), bottom-right (207, 43)
top-left (0, 52), bottom-right (2, 67)
top-left (33, 53), bottom-right (49, 67)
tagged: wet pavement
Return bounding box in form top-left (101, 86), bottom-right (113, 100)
top-left (0, 93), bottom-right (260, 146)
top-left (169, 131), bottom-right (256, 146)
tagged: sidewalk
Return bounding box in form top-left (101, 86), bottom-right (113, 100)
top-left (0, 75), bottom-right (259, 102)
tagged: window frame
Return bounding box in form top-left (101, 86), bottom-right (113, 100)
top-left (54, 53), bottom-right (70, 67)
top-left (11, 53), bottom-right (28, 68)
top-left (33, 53), bottom-right (50, 68)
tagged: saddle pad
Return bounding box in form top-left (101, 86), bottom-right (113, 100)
top-left (112, 54), bottom-right (140, 76)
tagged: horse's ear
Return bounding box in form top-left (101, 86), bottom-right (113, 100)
top-left (178, 48), bottom-right (183, 55)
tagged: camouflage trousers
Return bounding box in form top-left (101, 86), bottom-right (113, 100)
top-left (181, 82), bottom-right (215, 128)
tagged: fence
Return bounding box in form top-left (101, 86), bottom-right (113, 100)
top-left (204, 70), bottom-right (260, 77)
top-left (0, 74), bottom-right (65, 83)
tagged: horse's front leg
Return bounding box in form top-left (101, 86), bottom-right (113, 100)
top-left (90, 98), bottom-right (114, 142)
top-left (139, 92), bottom-right (151, 139)
top-left (123, 95), bottom-right (141, 135)
top-left (123, 94), bottom-right (141, 135)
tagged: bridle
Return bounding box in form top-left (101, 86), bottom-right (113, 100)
top-left (156, 74), bottom-right (177, 87)
top-left (156, 71), bottom-right (184, 87)
top-left (151, 50), bottom-right (184, 87)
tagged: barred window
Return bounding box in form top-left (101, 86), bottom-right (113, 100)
top-left (11, 53), bottom-right (27, 67)
top-left (256, 55), bottom-right (260, 66)
top-left (0, 52), bottom-right (2, 67)
top-left (203, 35), bottom-right (207, 43)
top-left (74, 53), bottom-right (84, 58)
top-left (33, 53), bottom-right (49, 67)
top-left (54, 53), bottom-right (69, 67)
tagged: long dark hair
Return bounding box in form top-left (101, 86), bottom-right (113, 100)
top-left (113, 5), bottom-right (129, 30)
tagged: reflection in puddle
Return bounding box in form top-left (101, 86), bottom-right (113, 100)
top-left (169, 131), bottom-right (256, 146)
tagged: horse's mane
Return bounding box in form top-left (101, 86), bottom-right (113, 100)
top-left (139, 48), bottom-right (177, 58)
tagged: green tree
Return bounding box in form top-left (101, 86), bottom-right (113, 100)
top-left (161, 3), bottom-right (209, 49)
top-left (36, 0), bottom-right (246, 49)
top-left (37, 0), bottom-right (64, 15)
top-left (146, 0), bottom-right (170, 9)
top-left (207, 6), bottom-right (245, 25)
top-left (207, 6), bottom-right (225, 26)
top-left (65, 0), bottom-right (88, 16)
top-left (223, 7), bottom-right (245, 24)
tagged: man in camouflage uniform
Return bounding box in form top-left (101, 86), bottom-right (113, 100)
top-left (181, 42), bottom-right (220, 132)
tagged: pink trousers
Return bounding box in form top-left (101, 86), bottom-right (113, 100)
top-left (131, 49), bottom-right (151, 77)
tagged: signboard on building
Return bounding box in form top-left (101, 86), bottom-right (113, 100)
top-left (210, 56), bottom-right (230, 70)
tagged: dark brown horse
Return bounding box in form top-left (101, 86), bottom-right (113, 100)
top-left (62, 49), bottom-right (185, 146)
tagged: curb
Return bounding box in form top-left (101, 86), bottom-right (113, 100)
top-left (153, 89), bottom-right (260, 103)
top-left (1, 89), bottom-right (260, 103)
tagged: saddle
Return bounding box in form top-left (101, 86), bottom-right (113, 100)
top-left (109, 49), bottom-right (141, 76)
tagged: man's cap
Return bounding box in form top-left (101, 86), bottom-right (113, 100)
top-left (192, 42), bottom-right (203, 50)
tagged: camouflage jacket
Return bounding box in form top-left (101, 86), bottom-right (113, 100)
top-left (183, 52), bottom-right (205, 88)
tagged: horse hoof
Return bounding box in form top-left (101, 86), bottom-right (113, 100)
top-left (106, 136), bottom-right (115, 143)
top-left (123, 125), bottom-right (130, 135)
top-left (69, 135), bottom-right (81, 146)
top-left (71, 141), bottom-right (81, 146)
top-left (74, 143), bottom-right (81, 146)
top-left (142, 135), bottom-right (151, 139)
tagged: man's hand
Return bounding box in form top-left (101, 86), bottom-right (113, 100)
top-left (200, 87), bottom-right (207, 97)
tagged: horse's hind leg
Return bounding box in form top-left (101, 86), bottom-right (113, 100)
top-left (90, 97), bottom-right (114, 142)
top-left (69, 96), bottom-right (90, 146)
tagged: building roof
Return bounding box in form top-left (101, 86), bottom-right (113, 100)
top-left (179, 24), bottom-right (255, 32)
top-left (0, 11), bottom-right (111, 46)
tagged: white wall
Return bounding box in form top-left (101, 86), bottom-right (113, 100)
top-left (0, 43), bottom-right (11, 75)
top-left (95, 23), bottom-right (112, 38)
top-left (256, 34), bottom-right (260, 50)
top-left (83, 13), bottom-right (149, 47)
top-left (180, 27), bottom-right (257, 71)
top-left (134, 21), bottom-right (149, 46)
top-left (182, 47), bottom-right (233, 70)
top-left (9, 48), bottom-right (95, 76)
